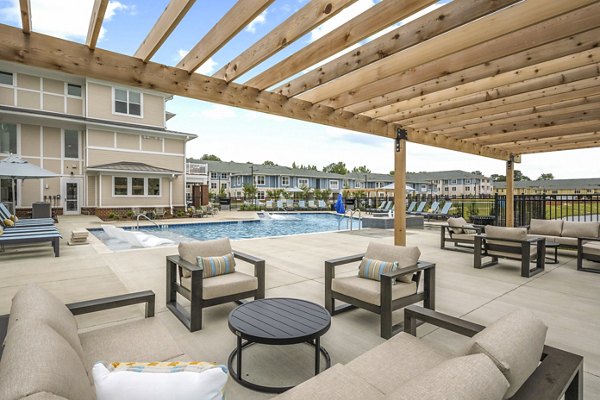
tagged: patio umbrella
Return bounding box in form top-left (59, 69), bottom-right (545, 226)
top-left (334, 193), bottom-right (345, 214)
top-left (381, 183), bottom-right (416, 192)
top-left (0, 154), bottom-right (61, 212)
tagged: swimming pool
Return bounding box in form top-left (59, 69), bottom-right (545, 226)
top-left (89, 213), bottom-right (361, 250)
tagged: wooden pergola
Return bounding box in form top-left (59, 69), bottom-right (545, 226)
top-left (1, 0), bottom-right (599, 245)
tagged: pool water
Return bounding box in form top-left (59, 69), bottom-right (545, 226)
top-left (90, 213), bottom-right (361, 250)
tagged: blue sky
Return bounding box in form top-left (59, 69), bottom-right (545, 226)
top-left (0, 0), bottom-right (598, 178)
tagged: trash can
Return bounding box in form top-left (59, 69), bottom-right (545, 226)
top-left (219, 198), bottom-right (231, 211)
top-left (470, 215), bottom-right (495, 226)
top-left (32, 202), bottom-right (52, 219)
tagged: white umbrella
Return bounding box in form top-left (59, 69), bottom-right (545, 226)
top-left (0, 154), bottom-right (61, 212)
top-left (286, 187), bottom-right (303, 193)
top-left (381, 183), bottom-right (416, 192)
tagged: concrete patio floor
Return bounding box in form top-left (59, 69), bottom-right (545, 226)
top-left (1, 213), bottom-right (599, 399)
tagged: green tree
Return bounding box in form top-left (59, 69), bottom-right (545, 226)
top-left (323, 162), bottom-right (348, 175)
top-left (514, 170), bottom-right (531, 181)
top-left (352, 165), bottom-right (371, 174)
top-left (491, 174), bottom-right (506, 182)
top-left (299, 184), bottom-right (311, 200)
top-left (292, 161), bottom-right (298, 169)
top-left (263, 160), bottom-right (275, 166)
top-left (200, 154), bottom-right (221, 161)
top-left (537, 173), bottom-right (554, 180)
top-left (471, 170), bottom-right (483, 176)
top-left (320, 189), bottom-right (332, 201)
top-left (242, 184), bottom-right (257, 201)
top-left (389, 170), bottom-right (395, 175)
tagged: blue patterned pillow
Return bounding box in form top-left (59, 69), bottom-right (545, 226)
top-left (197, 253), bottom-right (236, 278)
top-left (358, 257), bottom-right (398, 281)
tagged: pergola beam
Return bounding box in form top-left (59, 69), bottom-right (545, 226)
top-left (86, 0), bottom-right (109, 50)
top-left (177, 0), bottom-right (274, 73)
top-left (466, 121), bottom-right (600, 145)
top-left (245, 0), bottom-right (438, 90)
top-left (0, 23), bottom-right (513, 162)
top-left (134, 0), bottom-right (196, 62)
top-left (496, 132), bottom-right (600, 150)
top-left (214, 0), bottom-right (357, 82)
top-left (19, 0), bottom-right (31, 34)
top-left (296, 0), bottom-right (596, 104)
top-left (275, 0), bottom-right (520, 97)
top-left (516, 138), bottom-right (600, 154)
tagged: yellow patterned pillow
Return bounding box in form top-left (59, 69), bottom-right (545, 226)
top-left (0, 226), bottom-right (3, 236)
top-left (10, 214), bottom-right (19, 222)
top-left (197, 253), bottom-right (236, 278)
top-left (3, 218), bottom-right (14, 227)
top-left (109, 361), bottom-right (224, 374)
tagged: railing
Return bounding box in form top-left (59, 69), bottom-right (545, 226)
top-left (135, 213), bottom-right (160, 229)
top-left (186, 162), bottom-right (208, 175)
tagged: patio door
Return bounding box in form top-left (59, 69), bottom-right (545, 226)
top-left (63, 178), bottom-right (82, 215)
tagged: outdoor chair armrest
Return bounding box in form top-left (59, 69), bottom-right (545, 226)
top-left (462, 225), bottom-right (484, 233)
top-left (233, 250), bottom-right (264, 265)
top-left (476, 235), bottom-right (544, 244)
top-left (403, 305), bottom-right (483, 337)
top-left (381, 261), bottom-right (435, 280)
top-left (67, 290), bottom-right (155, 318)
top-left (578, 236), bottom-right (600, 243)
top-left (166, 255), bottom-right (203, 272)
top-left (325, 253), bottom-right (365, 269)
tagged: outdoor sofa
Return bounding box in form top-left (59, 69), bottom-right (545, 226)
top-left (271, 305), bottom-right (583, 400)
top-left (527, 219), bottom-right (600, 248)
top-left (0, 285), bottom-right (191, 399)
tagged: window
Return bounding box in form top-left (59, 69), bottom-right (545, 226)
top-left (210, 172), bottom-right (218, 179)
top-left (67, 84), bottom-right (81, 97)
top-left (114, 88), bottom-right (142, 116)
top-left (451, 179), bottom-right (457, 184)
top-left (132, 178), bottom-right (145, 195)
top-left (465, 179), bottom-right (471, 184)
top-left (465, 186), bottom-right (471, 191)
top-left (220, 183), bottom-right (228, 190)
top-left (444, 187), bottom-right (449, 191)
top-left (298, 178), bottom-right (309, 187)
top-left (257, 191), bottom-right (265, 200)
top-left (329, 180), bottom-right (339, 190)
top-left (114, 177), bottom-right (128, 196)
top-left (114, 177), bottom-right (161, 196)
top-left (0, 71), bottom-right (13, 86)
top-left (281, 176), bottom-right (290, 186)
top-left (355, 182), bottom-right (361, 188)
top-left (254, 175), bottom-right (265, 185)
top-left (0, 123), bottom-right (17, 154)
top-left (64, 130), bottom-right (79, 158)
top-left (210, 182), bottom-right (217, 189)
top-left (221, 173), bottom-right (228, 179)
top-left (451, 187), bottom-right (456, 191)
top-left (236, 176), bottom-right (242, 186)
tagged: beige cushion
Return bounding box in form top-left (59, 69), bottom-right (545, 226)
top-left (529, 219), bottom-right (563, 236)
top-left (178, 238), bottom-right (233, 278)
top-left (79, 317), bottom-right (184, 377)
top-left (485, 226), bottom-right (528, 249)
top-left (561, 221), bottom-right (600, 239)
top-left (0, 321), bottom-right (94, 400)
top-left (468, 309), bottom-right (547, 399)
top-left (181, 271), bottom-right (258, 299)
top-left (272, 364), bottom-right (384, 400)
top-left (7, 285), bottom-right (84, 361)
top-left (451, 232), bottom-right (476, 242)
top-left (364, 242), bottom-right (420, 283)
top-left (583, 242), bottom-right (600, 256)
top-left (447, 217), bottom-right (468, 234)
top-left (332, 276), bottom-right (416, 306)
top-left (554, 236), bottom-right (577, 247)
top-left (20, 393), bottom-right (69, 399)
top-left (386, 354), bottom-right (509, 400)
top-left (346, 332), bottom-right (450, 394)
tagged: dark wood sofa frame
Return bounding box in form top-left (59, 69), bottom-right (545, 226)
top-left (440, 224), bottom-right (484, 252)
top-left (0, 290), bottom-right (155, 360)
top-left (577, 237), bottom-right (600, 274)
top-left (166, 251), bottom-right (265, 332)
top-left (325, 254), bottom-right (435, 339)
top-left (403, 305), bottom-right (583, 400)
top-left (474, 235), bottom-right (545, 278)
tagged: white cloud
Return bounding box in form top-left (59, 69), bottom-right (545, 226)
top-left (177, 49), bottom-right (189, 60)
top-left (309, 0), bottom-right (375, 42)
top-left (176, 50), bottom-right (218, 75)
top-left (0, 0), bottom-right (132, 42)
top-left (197, 104), bottom-right (236, 120)
top-left (245, 10), bottom-right (267, 34)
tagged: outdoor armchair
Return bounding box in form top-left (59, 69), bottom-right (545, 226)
top-left (440, 216), bottom-right (483, 252)
top-left (474, 225), bottom-right (545, 278)
top-left (166, 238), bottom-right (265, 332)
top-left (577, 236), bottom-right (600, 273)
top-left (324, 242), bottom-right (435, 339)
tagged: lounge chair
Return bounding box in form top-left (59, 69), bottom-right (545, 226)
top-left (475, 225), bottom-right (545, 278)
top-left (577, 236), bottom-right (600, 273)
top-left (188, 206), bottom-right (204, 218)
top-left (325, 242), bottom-right (435, 339)
top-left (424, 201), bottom-right (452, 220)
top-left (0, 229), bottom-right (61, 257)
top-left (286, 199), bottom-right (294, 209)
top-left (408, 201), bottom-right (426, 215)
top-left (318, 200), bottom-right (328, 210)
top-left (276, 200), bottom-right (285, 210)
top-left (154, 207), bottom-right (167, 219)
top-left (298, 200), bottom-right (307, 210)
top-left (417, 201), bottom-right (438, 216)
top-left (440, 217), bottom-right (483, 252)
top-left (265, 200), bottom-right (274, 210)
top-left (166, 238), bottom-right (265, 331)
top-left (308, 200), bottom-right (318, 210)
top-left (406, 201), bottom-right (416, 213)
top-left (368, 200), bottom-right (388, 213)
top-left (0, 203), bottom-right (54, 227)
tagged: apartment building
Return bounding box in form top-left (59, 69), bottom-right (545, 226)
top-left (0, 62), bottom-right (196, 217)
top-left (406, 171), bottom-right (493, 197)
top-left (493, 178), bottom-right (600, 195)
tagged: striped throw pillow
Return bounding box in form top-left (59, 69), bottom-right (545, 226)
top-left (197, 253), bottom-right (236, 278)
top-left (358, 257), bottom-right (398, 281)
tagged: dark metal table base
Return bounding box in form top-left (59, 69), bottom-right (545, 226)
top-left (227, 336), bottom-right (331, 393)
top-left (546, 244), bottom-right (559, 264)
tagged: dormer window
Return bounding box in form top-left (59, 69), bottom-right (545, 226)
top-left (114, 88), bottom-right (141, 116)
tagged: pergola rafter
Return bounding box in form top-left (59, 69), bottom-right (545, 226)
top-left (134, 0), bottom-right (196, 62)
top-left (18, 0), bottom-right (31, 34)
top-left (86, 0), bottom-right (109, 50)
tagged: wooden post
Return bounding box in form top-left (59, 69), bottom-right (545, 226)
top-left (394, 129), bottom-right (407, 246)
top-left (506, 156), bottom-right (515, 227)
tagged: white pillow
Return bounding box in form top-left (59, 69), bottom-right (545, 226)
top-left (92, 362), bottom-right (228, 400)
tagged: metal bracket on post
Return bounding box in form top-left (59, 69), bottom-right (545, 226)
top-left (396, 128), bottom-right (407, 153)
top-left (507, 155), bottom-right (514, 169)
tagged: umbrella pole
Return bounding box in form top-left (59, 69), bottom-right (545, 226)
top-left (11, 178), bottom-right (16, 214)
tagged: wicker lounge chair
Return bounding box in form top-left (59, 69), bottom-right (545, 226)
top-left (166, 238), bottom-right (265, 332)
top-left (325, 242), bottom-right (435, 339)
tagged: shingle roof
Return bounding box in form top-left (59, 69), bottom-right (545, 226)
top-left (493, 178), bottom-right (600, 190)
top-left (87, 162), bottom-right (181, 174)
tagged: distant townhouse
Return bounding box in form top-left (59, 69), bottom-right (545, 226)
top-left (406, 170), bottom-right (493, 197)
top-left (0, 62), bottom-right (197, 217)
top-left (493, 178), bottom-right (600, 195)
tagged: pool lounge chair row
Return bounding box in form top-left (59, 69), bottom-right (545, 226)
top-left (263, 200), bottom-right (328, 211)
